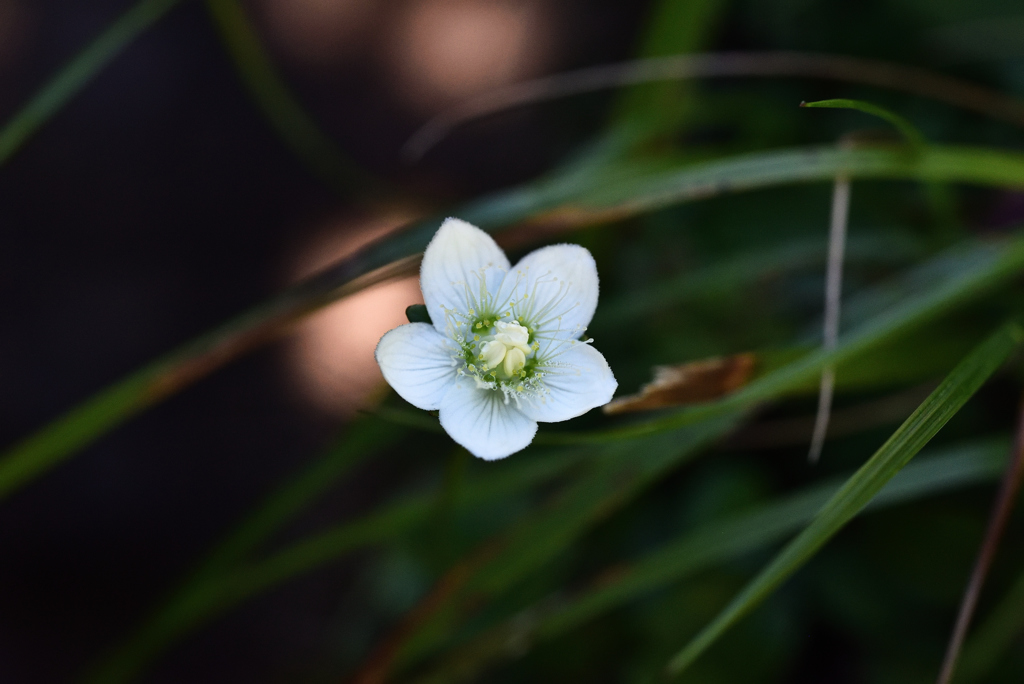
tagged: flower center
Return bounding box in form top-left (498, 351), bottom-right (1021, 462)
top-left (480, 321), bottom-right (532, 376)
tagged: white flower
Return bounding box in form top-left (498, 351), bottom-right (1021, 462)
top-left (375, 217), bottom-right (618, 460)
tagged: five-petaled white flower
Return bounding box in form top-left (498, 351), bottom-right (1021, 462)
top-left (375, 218), bottom-right (617, 460)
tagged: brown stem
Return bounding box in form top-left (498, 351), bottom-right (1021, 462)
top-left (936, 393), bottom-right (1024, 684)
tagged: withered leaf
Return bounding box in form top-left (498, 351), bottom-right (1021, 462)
top-left (603, 353), bottom-right (756, 415)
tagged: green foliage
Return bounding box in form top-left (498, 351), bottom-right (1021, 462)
top-left (666, 323), bottom-right (1022, 676)
top-left (4, 0), bottom-right (1024, 682)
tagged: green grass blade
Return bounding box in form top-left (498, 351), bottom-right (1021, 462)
top-left (0, 0), bottom-right (180, 166)
top-left (544, 145), bottom-right (1024, 224)
top-left (665, 322), bottom-right (1023, 676)
top-left (548, 440), bottom-right (1009, 638)
top-left (203, 0), bottom-right (378, 195)
top-left (408, 439), bottom-right (1009, 684)
top-left (6, 143), bottom-right (1024, 501)
top-left (801, 98), bottom-right (926, 148)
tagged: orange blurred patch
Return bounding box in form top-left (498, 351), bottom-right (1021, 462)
top-left (285, 215), bottom-right (422, 416)
top-left (0, 0), bottom-right (31, 66)
top-left (386, 0), bottom-right (552, 112)
top-left (261, 0), bottom-right (377, 66)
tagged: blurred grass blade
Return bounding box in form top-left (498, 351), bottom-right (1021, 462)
top-left (409, 439), bottom-right (1010, 684)
top-left (6, 143), bottom-right (1024, 502)
top-left (547, 440), bottom-right (1008, 637)
top-left (194, 416), bottom-right (406, 577)
top-left (472, 416), bottom-right (744, 597)
top-left (85, 442), bottom-right (589, 684)
top-left (802, 98), bottom-right (926, 148)
top-left (608, 0), bottom-right (727, 145)
top-left (0, 0), bottom-right (180, 166)
top-left (204, 0), bottom-right (378, 196)
top-left (357, 413), bottom-right (747, 681)
top-left (665, 322), bottom-right (1022, 677)
top-left (548, 145), bottom-right (1024, 224)
top-left (83, 416), bottom-right (410, 684)
top-left (957, 566), bottom-right (1024, 682)
top-left (405, 51), bottom-right (1024, 160)
top-left (0, 253), bottom-right (420, 501)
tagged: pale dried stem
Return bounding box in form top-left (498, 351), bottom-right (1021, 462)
top-left (808, 175), bottom-right (851, 463)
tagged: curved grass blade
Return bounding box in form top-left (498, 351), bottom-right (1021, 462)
top-left (84, 442), bottom-right (589, 684)
top-left (203, 0), bottom-right (380, 196)
top-left (404, 51), bottom-right (1024, 160)
top-left (408, 439), bottom-right (1010, 684)
top-left (665, 322), bottom-right (1023, 676)
top-left (6, 143), bottom-right (1024, 501)
top-left (0, 0), bottom-right (181, 166)
top-left (801, 98), bottom-right (926, 149)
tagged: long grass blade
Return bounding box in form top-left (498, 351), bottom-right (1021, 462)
top-left (664, 322), bottom-right (1023, 676)
top-left (5, 143), bottom-right (1024, 500)
top-left (0, 0), bottom-right (180, 166)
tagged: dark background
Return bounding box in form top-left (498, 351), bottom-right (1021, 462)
top-left (0, 1), bottom-right (646, 681)
top-left (2, 0), bottom-right (1024, 682)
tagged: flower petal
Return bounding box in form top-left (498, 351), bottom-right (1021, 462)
top-left (421, 217), bottom-right (510, 336)
top-left (375, 322), bottom-right (457, 410)
top-left (439, 381), bottom-right (538, 460)
top-left (509, 244), bottom-right (598, 349)
top-left (519, 342), bottom-right (617, 423)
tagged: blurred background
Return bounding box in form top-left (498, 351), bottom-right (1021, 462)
top-left (2, 0), bottom-right (1024, 682)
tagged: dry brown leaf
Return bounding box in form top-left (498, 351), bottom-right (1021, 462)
top-left (603, 353), bottom-right (756, 415)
